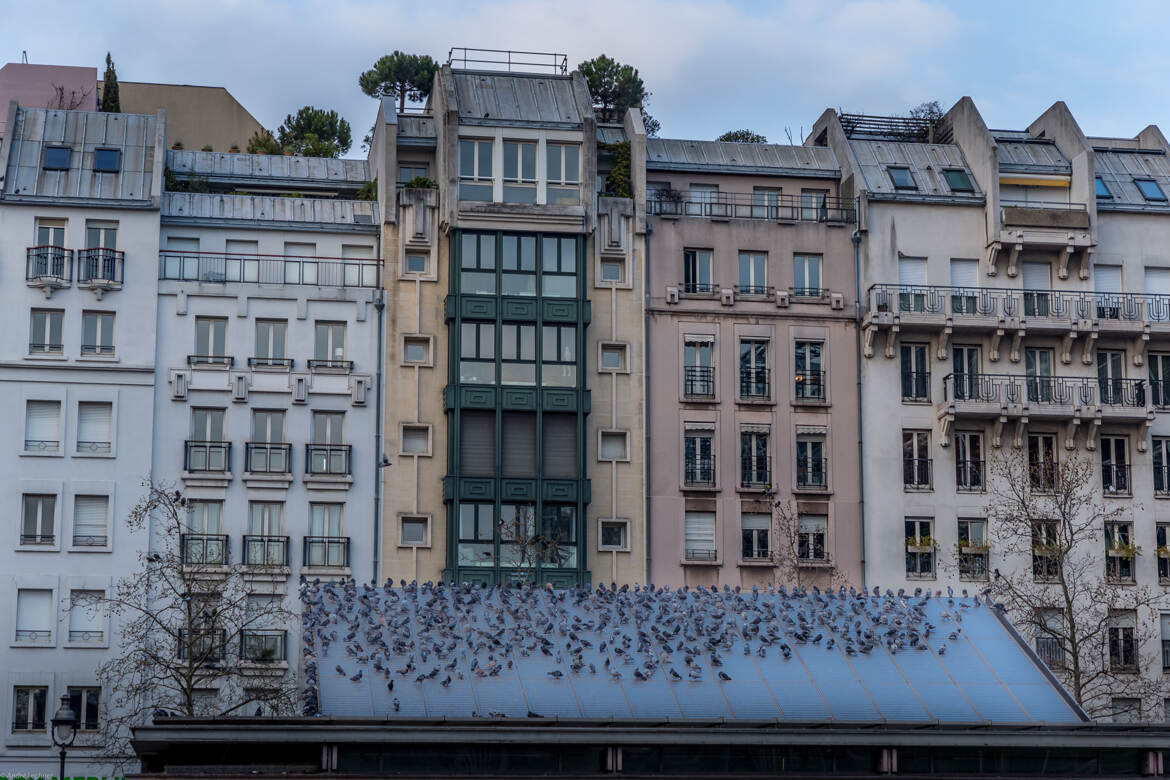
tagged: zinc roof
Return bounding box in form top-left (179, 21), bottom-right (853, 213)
top-left (453, 71), bottom-right (583, 127)
top-left (647, 138), bottom-right (839, 177)
top-left (1094, 148), bottom-right (1170, 210)
top-left (167, 149), bottom-right (369, 186)
top-left (993, 134), bottom-right (1071, 175)
top-left (849, 139), bottom-right (982, 201)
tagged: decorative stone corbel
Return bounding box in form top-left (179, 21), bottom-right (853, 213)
top-left (992, 414), bottom-right (1006, 449)
top-left (1057, 242), bottom-right (1074, 280)
top-left (1138, 412), bottom-right (1154, 452)
top-left (937, 409), bottom-right (954, 446)
top-left (1080, 329), bottom-right (1098, 365)
top-left (883, 324), bottom-right (899, 359)
top-left (937, 322), bottom-right (952, 361)
top-left (1006, 240), bottom-right (1022, 278)
top-left (1060, 327), bottom-right (1076, 365)
top-left (986, 242), bottom-right (1001, 277)
top-left (1063, 417), bottom-right (1080, 450)
top-left (1133, 328), bottom-right (1149, 367)
top-left (1078, 246), bottom-right (1094, 281)
top-left (989, 327), bottom-right (1004, 363)
top-left (862, 325), bottom-right (877, 359)
top-left (1012, 417), bottom-right (1027, 449)
top-left (1009, 328), bottom-right (1025, 363)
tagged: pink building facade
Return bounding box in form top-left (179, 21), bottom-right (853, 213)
top-left (0, 63), bottom-right (96, 136)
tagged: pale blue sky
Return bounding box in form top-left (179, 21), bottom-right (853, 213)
top-left (3, 0), bottom-right (1165, 152)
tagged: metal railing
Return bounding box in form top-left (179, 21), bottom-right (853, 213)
top-left (24, 439), bottom-right (59, 452)
top-left (181, 534), bottom-right (230, 565)
top-left (684, 548), bottom-right (717, 562)
top-left (245, 442), bottom-right (290, 474)
top-left (242, 630), bottom-right (287, 662)
top-left (81, 343), bottom-right (115, 357)
top-left (77, 440), bottom-right (112, 454)
top-left (684, 366), bottom-right (715, 398)
top-left (307, 444), bottom-right (351, 476)
top-left (26, 246), bottom-right (73, 283)
top-left (303, 536), bottom-right (350, 567)
top-left (187, 354), bottom-right (234, 367)
top-left (1102, 464), bottom-right (1132, 495)
top-left (790, 286), bottom-right (830, 299)
top-left (72, 534), bottom-right (108, 547)
top-left (68, 630), bottom-right (104, 643)
top-left (248, 357), bottom-right (293, 369)
top-left (243, 535), bottom-right (290, 567)
top-left (734, 284), bottom-right (773, 297)
top-left (307, 359), bottom-right (354, 371)
top-left (683, 456), bottom-right (715, 487)
top-left (15, 629), bottom-right (51, 642)
top-left (159, 250), bottom-right (381, 288)
top-left (943, 373), bottom-right (1148, 408)
top-left (1155, 465), bottom-right (1170, 496)
top-left (740, 457), bottom-right (771, 489)
top-left (19, 533), bottom-right (54, 545)
top-left (1036, 636), bottom-right (1064, 669)
top-left (448, 47), bottom-right (568, 74)
top-left (1152, 380), bottom-right (1170, 408)
top-left (177, 628), bottom-right (226, 661)
top-left (739, 367), bottom-right (770, 399)
top-left (956, 459), bottom-right (985, 491)
top-left (903, 458), bottom-right (933, 489)
top-left (77, 248), bottom-right (124, 285)
top-left (185, 440), bottom-right (230, 472)
top-left (794, 370), bottom-right (825, 400)
top-left (796, 458), bottom-right (828, 489)
top-left (901, 371), bottom-right (930, 401)
top-left (648, 192), bottom-right (855, 223)
top-left (29, 341), bottom-right (63, 354)
top-left (679, 281), bottom-right (718, 295)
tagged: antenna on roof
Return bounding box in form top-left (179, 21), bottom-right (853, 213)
top-left (22, 50), bottom-right (28, 64)
top-left (784, 127), bottom-right (794, 145)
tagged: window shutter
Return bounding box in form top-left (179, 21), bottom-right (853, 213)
top-left (542, 414), bottom-right (577, 478)
top-left (798, 515), bottom-right (828, 534)
top-left (898, 257), bottom-right (927, 286)
top-left (684, 512), bottom-right (715, 551)
top-left (741, 514), bottom-right (769, 531)
top-left (1022, 261), bottom-right (1051, 290)
top-left (68, 590), bottom-right (104, 633)
top-left (1095, 265), bottom-right (1122, 293)
top-left (949, 259), bottom-right (978, 288)
top-left (77, 403), bottom-right (112, 444)
top-left (460, 411), bottom-right (496, 476)
top-left (25, 401), bottom-right (59, 442)
top-left (1146, 267), bottom-right (1170, 296)
top-left (16, 590), bottom-right (52, 632)
top-left (501, 413), bottom-right (536, 477)
top-left (73, 496), bottom-right (108, 539)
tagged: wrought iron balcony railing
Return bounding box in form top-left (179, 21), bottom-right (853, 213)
top-left (307, 444), bottom-right (351, 476)
top-left (185, 440), bottom-right (230, 472)
top-left (901, 371), bottom-right (930, 401)
top-left (648, 192), bottom-right (855, 223)
top-left (245, 442), bottom-right (291, 474)
top-left (956, 459), bottom-right (985, 491)
top-left (739, 367), bottom-right (770, 399)
top-left (684, 548), bottom-right (718, 562)
top-left (242, 629), bottom-right (287, 662)
top-left (943, 373), bottom-right (1148, 408)
top-left (794, 370), bottom-right (825, 400)
top-left (683, 365), bottom-right (715, 398)
top-left (740, 456), bottom-right (771, 489)
top-left (734, 284), bottom-right (774, 298)
top-left (679, 281), bottom-right (718, 295)
top-left (903, 458), bottom-right (933, 489)
top-left (26, 246), bottom-right (73, 284)
top-left (1036, 636), bottom-right (1064, 669)
top-left (1102, 464), bottom-right (1132, 495)
top-left (177, 628), bottom-right (227, 661)
top-left (683, 456), bottom-right (715, 487)
top-left (796, 458), bottom-right (828, 489)
top-left (159, 250), bottom-right (381, 288)
top-left (243, 535), bottom-right (290, 567)
top-left (303, 536), bottom-right (350, 568)
top-left (181, 534), bottom-right (230, 565)
top-left (77, 247), bottom-right (124, 286)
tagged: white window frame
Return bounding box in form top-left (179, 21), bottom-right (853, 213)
top-left (598, 342), bottom-right (629, 374)
top-left (459, 139), bottom-right (493, 182)
top-left (598, 430), bottom-right (630, 462)
top-left (80, 311), bottom-right (115, 357)
top-left (398, 515), bottom-right (431, 548)
top-left (29, 309), bottom-right (64, 355)
top-left (598, 517), bottom-right (631, 552)
top-left (400, 424), bottom-right (432, 457)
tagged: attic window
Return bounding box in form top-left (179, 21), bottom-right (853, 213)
top-left (93, 149), bottom-right (121, 173)
top-left (943, 169), bottom-right (973, 192)
top-left (43, 147), bottom-right (70, 171)
top-left (887, 166), bottom-right (917, 190)
top-left (1135, 178), bottom-right (1167, 202)
top-left (1095, 177), bottom-right (1113, 199)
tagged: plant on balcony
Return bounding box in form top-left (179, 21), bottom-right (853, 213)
top-left (171, 140), bottom-right (184, 150)
top-left (69, 479), bottom-right (299, 771)
top-left (905, 535), bottom-right (936, 550)
top-left (955, 541), bottom-right (991, 554)
top-left (200, 144), bottom-right (213, 152)
top-left (163, 167), bottom-right (210, 194)
top-left (402, 176), bottom-right (436, 190)
top-left (247, 128), bottom-right (282, 155)
top-left (357, 177), bottom-right (378, 201)
top-left (1156, 545), bottom-right (1170, 559)
top-left (229, 143), bottom-right (241, 154)
top-left (1106, 541), bottom-right (1142, 559)
top-left (599, 141), bottom-right (632, 199)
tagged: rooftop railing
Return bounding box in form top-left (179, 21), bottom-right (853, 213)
top-left (448, 47), bottom-right (567, 74)
top-left (648, 192), bottom-right (855, 223)
top-left (868, 283), bottom-right (1170, 324)
top-left (159, 251), bottom-right (380, 288)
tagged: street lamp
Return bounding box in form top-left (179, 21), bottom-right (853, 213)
top-left (51, 694), bottom-right (78, 780)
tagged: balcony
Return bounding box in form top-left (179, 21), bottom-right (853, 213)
top-left (243, 535), bottom-right (290, 567)
top-left (185, 441), bottom-right (231, 472)
top-left (796, 458), bottom-right (828, 490)
top-left (1102, 464), bottom-right (1132, 496)
top-left (19, 532), bottom-right (54, 546)
top-left (647, 192), bottom-right (855, 223)
top-left (940, 374), bottom-right (1150, 426)
top-left (683, 366), bottom-right (715, 399)
top-left (241, 630), bottom-right (287, 662)
top-left (77, 248), bottom-right (124, 292)
top-left (177, 628), bottom-right (227, 661)
top-left (684, 456), bottom-right (716, 488)
top-left (181, 534), bottom-right (230, 565)
top-left (1036, 636), bottom-right (1064, 669)
top-left (1155, 465), bottom-right (1170, 497)
top-left (245, 443), bottom-right (291, 474)
top-left (956, 459), bottom-right (985, 492)
top-left (26, 246), bottom-right (73, 289)
top-left (740, 457), bottom-right (771, 489)
top-left (739, 368), bottom-right (770, 400)
top-left (307, 444), bottom-right (351, 476)
top-left (1001, 199), bottom-right (1089, 231)
top-left (679, 281), bottom-right (718, 296)
top-left (684, 548), bottom-right (718, 563)
top-left (248, 357), bottom-right (293, 370)
top-left (903, 458), bottom-right (933, 490)
top-left (303, 536), bottom-right (350, 568)
top-left (790, 286), bottom-right (830, 301)
top-left (734, 284), bottom-right (774, 298)
top-left (159, 250), bottom-right (380, 288)
top-left (794, 370), bottom-right (825, 401)
top-left (308, 359), bottom-right (354, 372)
top-left (68, 629), bottom-right (104, 644)
top-left (187, 354), bottom-right (234, 368)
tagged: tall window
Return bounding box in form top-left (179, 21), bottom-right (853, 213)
top-left (194, 317), bottom-right (228, 363)
top-left (1105, 521), bottom-right (1136, 583)
top-left (1035, 608), bottom-right (1065, 669)
top-left (501, 413), bottom-right (537, 477)
top-left (398, 164), bottom-right (428, 184)
top-left (68, 590), bottom-right (105, 642)
top-left (684, 337), bottom-right (714, 397)
top-left (24, 399), bottom-right (60, 452)
top-left (905, 518), bottom-right (934, 578)
top-left (1028, 434), bottom-right (1057, 491)
top-left (794, 341), bottom-right (824, 400)
top-left (800, 189), bottom-right (827, 221)
top-left (72, 495), bottom-right (108, 547)
top-left (77, 401), bottom-right (112, 454)
top-left (307, 504), bottom-right (345, 567)
top-left (541, 236), bottom-right (577, 297)
top-left (81, 311), bottom-right (114, 356)
top-left (546, 143), bottom-right (580, 205)
top-left (955, 431), bottom-right (984, 491)
top-left (460, 233), bottom-right (498, 294)
top-left (683, 429), bottom-right (714, 486)
top-left (1159, 525), bottom-right (1170, 583)
top-left (192, 408), bottom-right (225, 441)
top-left (501, 234), bottom-right (537, 296)
top-left (458, 503), bottom-right (494, 567)
top-left (502, 141), bottom-right (537, 203)
top-left (900, 343), bottom-right (929, 401)
top-left (1032, 520), bottom-right (1059, 582)
top-left (1155, 438), bottom-right (1170, 496)
top-left (740, 428), bottom-right (770, 488)
top-left (902, 430), bottom-right (931, 490)
top-left (683, 249), bottom-right (713, 294)
top-left (684, 511), bottom-right (716, 561)
top-left (739, 339), bottom-right (769, 399)
top-left (1025, 347), bottom-right (1055, 403)
top-left (541, 325), bottom-right (577, 387)
top-left (183, 500), bottom-right (225, 564)
top-left (29, 309), bottom-right (63, 354)
top-left (741, 513), bottom-right (770, 560)
top-left (796, 434), bottom-right (826, 489)
top-left (67, 687), bottom-right (101, 732)
top-left (1152, 353), bottom-right (1170, 407)
top-left (12, 687), bottom-right (47, 731)
top-left (542, 413), bottom-right (578, 478)
top-left (793, 254), bottom-right (823, 297)
top-left (15, 589), bottom-right (53, 644)
top-left (957, 518), bottom-right (988, 580)
top-left (737, 251), bottom-right (768, 295)
top-left (951, 345), bottom-right (980, 401)
top-left (312, 411), bottom-right (343, 444)
top-left (1108, 612), bottom-right (1137, 671)
top-left (1101, 436), bottom-right (1130, 494)
top-left (458, 139), bottom-right (493, 201)
top-left (21, 494), bottom-right (56, 545)
top-left (798, 515), bottom-right (827, 562)
top-left (254, 320), bottom-right (287, 365)
top-left (540, 504), bottom-right (577, 567)
top-left (751, 187), bottom-right (779, 219)
top-left (459, 411), bottom-right (495, 477)
top-left (501, 324), bottom-right (537, 385)
top-left (314, 322), bottom-right (346, 364)
top-left (460, 322), bottom-right (496, 383)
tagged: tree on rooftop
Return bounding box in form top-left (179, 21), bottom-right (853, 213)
top-left (246, 128), bottom-right (283, 155)
top-left (907, 100), bottom-right (944, 122)
top-left (275, 106), bottom-right (353, 158)
top-left (578, 54), bottom-right (660, 137)
top-left (100, 52), bottom-right (120, 113)
top-left (717, 129), bottom-right (766, 143)
top-left (359, 51), bottom-right (439, 113)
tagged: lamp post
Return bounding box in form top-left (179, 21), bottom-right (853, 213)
top-left (50, 694), bottom-right (78, 780)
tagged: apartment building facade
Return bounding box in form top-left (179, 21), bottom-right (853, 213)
top-left (643, 138), bottom-right (862, 587)
top-left (0, 103), bottom-right (163, 776)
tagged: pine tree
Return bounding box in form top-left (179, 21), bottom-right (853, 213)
top-left (100, 53), bottom-right (121, 113)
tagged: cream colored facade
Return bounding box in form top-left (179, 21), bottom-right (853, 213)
top-left (100, 81), bottom-right (264, 153)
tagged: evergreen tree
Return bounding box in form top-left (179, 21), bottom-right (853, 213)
top-left (359, 51), bottom-right (439, 113)
top-left (100, 52), bottom-right (120, 113)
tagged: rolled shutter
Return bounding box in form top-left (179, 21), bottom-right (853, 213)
top-left (1095, 265), bottom-right (1122, 293)
top-left (16, 589), bottom-right (52, 633)
top-left (77, 403), bottom-right (111, 444)
top-left (949, 259), bottom-right (978, 288)
top-left (898, 257), bottom-right (927, 286)
top-left (73, 496), bottom-right (108, 540)
top-left (68, 590), bottom-right (105, 634)
top-left (25, 401), bottom-right (59, 443)
top-left (684, 512), bottom-right (715, 551)
top-left (1022, 261), bottom-right (1051, 290)
top-left (460, 411), bottom-right (496, 476)
top-left (501, 413), bottom-right (536, 477)
top-left (542, 414), bottom-right (577, 477)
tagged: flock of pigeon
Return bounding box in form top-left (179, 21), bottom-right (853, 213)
top-left (300, 580), bottom-right (983, 718)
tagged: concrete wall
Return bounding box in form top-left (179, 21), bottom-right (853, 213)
top-left (108, 82), bottom-right (264, 153)
top-left (0, 63), bottom-right (96, 137)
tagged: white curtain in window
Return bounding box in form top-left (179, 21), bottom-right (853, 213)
top-left (25, 401), bottom-right (59, 442)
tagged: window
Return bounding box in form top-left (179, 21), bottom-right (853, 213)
top-left (15, 589), bottom-right (53, 643)
top-left (43, 146), bottom-right (70, 170)
top-left (502, 413), bottom-right (535, 478)
top-left (311, 411), bottom-right (344, 446)
top-left (949, 258), bottom-right (979, 314)
top-left (1159, 525), bottom-right (1170, 582)
top-left (1032, 520), bottom-right (1059, 582)
top-left (684, 337), bottom-right (714, 397)
top-left (248, 501), bottom-right (283, 537)
top-left (498, 504), bottom-right (536, 569)
top-left (795, 434), bottom-right (826, 489)
top-left (1023, 261), bottom-right (1052, 316)
top-left (313, 322), bottom-right (346, 366)
top-left (740, 428), bottom-right (770, 488)
top-left (94, 148), bottom-right (120, 173)
top-left (943, 168), bottom-right (973, 192)
top-left (400, 516), bottom-right (429, 547)
top-left (684, 511), bottom-right (716, 562)
top-left (460, 322), bottom-right (495, 383)
top-left (740, 339), bottom-right (769, 399)
top-left (458, 503), bottom-right (494, 566)
top-left (1111, 698), bottom-right (1141, 724)
top-left (398, 164), bottom-right (428, 184)
top-left (29, 309), bottom-right (63, 354)
top-left (600, 343), bottom-right (627, 372)
top-left (957, 519), bottom-right (988, 580)
top-left (1162, 613), bottom-right (1170, 670)
top-left (752, 187), bottom-right (780, 219)
top-left (1035, 608), bottom-right (1064, 669)
top-left (501, 324), bottom-right (537, 385)
top-left (793, 254), bottom-right (822, 297)
top-left (599, 431), bottom-right (629, 461)
top-left (887, 166), bottom-right (916, 190)
top-left (250, 409), bottom-right (286, 469)
top-left (77, 401), bottom-right (112, 454)
top-left (741, 513), bottom-right (770, 561)
top-left (405, 253), bottom-right (428, 274)
top-left (68, 591), bottom-right (105, 644)
top-left (401, 425), bottom-right (430, 456)
top-left (599, 258), bottom-right (624, 283)
top-left (547, 144), bottom-right (580, 205)
top-left (542, 413), bottom-right (578, 478)
top-left (24, 400), bottom-right (60, 452)
top-left (184, 501), bottom-right (225, 564)
top-left (12, 686), bottom-right (47, 731)
top-left (81, 311), bottom-right (114, 356)
top-left (21, 494), bottom-right (56, 545)
top-left (905, 518), bottom-right (934, 578)
top-left (737, 251), bottom-right (768, 295)
top-left (73, 495), bottom-right (109, 547)
top-left (501, 234), bottom-right (537, 296)
top-left (900, 343), bottom-right (929, 401)
top-left (897, 256), bottom-right (928, 312)
top-left (458, 139), bottom-right (493, 200)
top-left (1095, 176), bottom-right (1112, 199)
top-left (193, 317), bottom-right (228, 363)
top-left (254, 320), bottom-right (287, 366)
top-left (461, 232), bottom-right (497, 295)
top-left (307, 504), bottom-right (346, 567)
top-left (542, 325), bottom-right (577, 387)
top-left (688, 184), bottom-right (718, 216)
top-left (1152, 353), bottom-right (1170, 407)
top-left (1136, 177), bottom-right (1167, 202)
top-left (459, 411), bottom-right (495, 477)
top-left (403, 336), bottom-right (430, 364)
top-left (800, 189), bottom-right (827, 221)
top-left (684, 428), bottom-right (714, 486)
top-left (798, 514), bottom-right (828, 562)
top-left (540, 504), bottom-right (577, 568)
top-left (794, 341), bottom-right (823, 400)
top-left (541, 235), bottom-right (577, 297)
top-left (1101, 436), bottom-right (1130, 494)
top-left (1028, 434), bottom-right (1057, 491)
top-left (502, 141), bottom-right (536, 203)
top-left (683, 249), bottom-right (713, 294)
top-left (902, 430), bottom-right (931, 490)
top-left (955, 431), bottom-right (984, 491)
top-left (1097, 348), bottom-right (1126, 400)
top-left (1105, 521), bottom-right (1136, 583)
top-left (1108, 612), bottom-right (1138, 671)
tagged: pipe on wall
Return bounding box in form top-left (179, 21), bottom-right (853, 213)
top-left (852, 199), bottom-right (866, 590)
top-left (373, 288), bottom-right (386, 584)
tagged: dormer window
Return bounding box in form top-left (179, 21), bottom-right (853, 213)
top-left (43, 146), bottom-right (70, 171)
top-left (888, 166), bottom-right (917, 191)
top-left (1135, 178), bottom-right (1167, 202)
top-left (943, 168), bottom-right (973, 193)
top-left (94, 149), bottom-right (121, 173)
top-left (1095, 177), bottom-right (1112, 199)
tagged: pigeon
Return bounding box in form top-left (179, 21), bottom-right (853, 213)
top-left (387, 680), bottom-right (394, 693)
top-left (718, 671), bottom-right (731, 681)
top-left (254, 705), bottom-right (262, 717)
top-left (547, 670), bottom-right (563, 679)
top-left (335, 665), bottom-right (346, 676)
top-left (350, 670), bottom-right (363, 682)
top-left (392, 698), bottom-right (400, 712)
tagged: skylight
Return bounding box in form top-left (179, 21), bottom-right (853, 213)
top-left (1135, 178), bottom-right (1167, 202)
top-left (943, 169), bottom-right (973, 193)
top-left (887, 166), bottom-right (916, 190)
top-left (42, 146), bottom-right (70, 171)
top-left (1095, 177), bottom-right (1112, 199)
top-left (93, 149), bottom-right (121, 173)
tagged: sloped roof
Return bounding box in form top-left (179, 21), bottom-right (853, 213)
top-left (453, 71), bottom-right (583, 127)
top-left (1094, 147), bottom-right (1170, 210)
top-left (647, 138), bottom-right (838, 177)
top-left (849, 139), bottom-right (983, 201)
top-left (303, 583), bottom-right (1083, 724)
top-left (993, 133), bottom-right (1071, 175)
top-left (167, 149), bottom-right (369, 188)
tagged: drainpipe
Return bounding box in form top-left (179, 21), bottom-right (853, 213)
top-left (852, 197), bottom-right (866, 590)
top-left (644, 222), bottom-right (653, 584)
top-left (373, 287), bottom-right (386, 584)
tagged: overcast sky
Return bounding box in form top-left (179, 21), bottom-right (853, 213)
top-left (5, 0), bottom-right (1167, 155)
